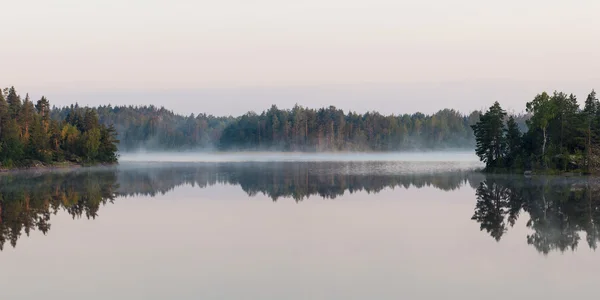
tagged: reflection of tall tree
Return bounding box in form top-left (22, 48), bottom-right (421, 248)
top-left (472, 180), bottom-right (513, 241)
top-left (0, 170), bottom-right (118, 250)
top-left (583, 181), bottom-right (600, 250)
top-left (473, 175), bottom-right (600, 254)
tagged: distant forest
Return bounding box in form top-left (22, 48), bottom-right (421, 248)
top-left (52, 103), bottom-right (529, 152)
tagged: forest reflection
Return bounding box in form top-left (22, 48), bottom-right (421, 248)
top-left (116, 162), bottom-right (481, 199)
top-left (2, 162), bottom-right (600, 254)
top-left (473, 175), bottom-right (600, 254)
top-left (0, 169), bottom-right (118, 251)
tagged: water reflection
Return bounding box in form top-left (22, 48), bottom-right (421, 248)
top-left (0, 169), bottom-right (118, 251)
top-left (117, 162), bottom-right (480, 199)
top-left (473, 176), bottom-right (600, 254)
top-left (2, 162), bottom-right (600, 255)
top-left (0, 162), bottom-right (478, 251)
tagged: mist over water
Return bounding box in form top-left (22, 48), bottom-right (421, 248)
top-left (119, 151), bottom-right (481, 163)
top-left (118, 151), bottom-right (484, 175)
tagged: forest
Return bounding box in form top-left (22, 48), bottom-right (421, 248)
top-left (472, 90), bottom-right (600, 173)
top-left (0, 87), bottom-right (119, 169)
top-left (52, 103), bottom-right (496, 151)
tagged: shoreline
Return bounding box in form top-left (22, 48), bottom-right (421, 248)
top-left (0, 161), bottom-right (118, 173)
top-left (481, 168), bottom-right (597, 176)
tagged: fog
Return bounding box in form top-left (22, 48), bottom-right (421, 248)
top-left (119, 151), bottom-right (480, 163)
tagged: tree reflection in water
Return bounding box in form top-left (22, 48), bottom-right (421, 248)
top-left (0, 169), bottom-right (118, 251)
top-left (0, 162), bottom-right (477, 251)
top-left (2, 162), bottom-right (600, 255)
top-left (472, 175), bottom-right (600, 254)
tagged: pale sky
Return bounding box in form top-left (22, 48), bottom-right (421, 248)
top-left (2, 0), bottom-right (600, 115)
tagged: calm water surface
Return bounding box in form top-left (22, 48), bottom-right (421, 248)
top-left (1, 159), bottom-right (600, 299)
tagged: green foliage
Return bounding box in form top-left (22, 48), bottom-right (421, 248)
top-left (526, 92), bottom-right (555, 165)
top-left (473, 175), bottom-right (600, 254)
top-left (475, 89), bottom-right (600, 173)
top-left (82, 127), bottom-right (101, 161)
top-left (47, 99), bottom-right (539, 151)
top-left (504, 116), bottom-right (522, 169)
top-left (471, 102), bottom-right (507, 170)
top-left (218, 106), bottom-right (481, 151)
top-left (0, 87), bottom-right (119, 168)
top-left (98, 124), bottom-right (119, 163)
top-left (51, 104), bottom-right (486, 151)
top-left (6, 87), bottom-right (21, 119)
top-left (52, 104), bottom-right (232, 151)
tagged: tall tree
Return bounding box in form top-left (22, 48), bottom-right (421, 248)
top-left (35, 96), bottom-right (51, 131)
top-left (526, 92), bottom-right (555, 167)
top-left (471, 102), bottom-right (507, 169)
top-left (504, 116), bottom-right (522, 169)
top-left (0, 91), bottom-right (7, 147)
top-left (19, 94), bottom-right (35, 141)
top-left (583, 90), bottom-right (599, 171)
top-left (6, 87), bottom-right (21, 119)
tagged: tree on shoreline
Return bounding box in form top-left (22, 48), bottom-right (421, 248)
top-left (471, 102), bottom-right (507, 170)
top-left (583, 90), bottom-right (599, 171)
top-left (526, 92), bottom-right (555, 167)
top-left (0, 87), bottom-right (119, 168)
top-left (504, 115), bottom-right (522, 169)
top-left (473, 89), bottom-right (600, 173)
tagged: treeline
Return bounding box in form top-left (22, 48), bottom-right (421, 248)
top-left (53, 104), bottom-right (496, 151)
top-left (472, 90), bottom-right (600, 173)
top-left (0, 87), bottom-right (119, 168)
top-left (51, 105), bottom-right (233, 150)
top-left (219, 105), bottom-right (483, 151)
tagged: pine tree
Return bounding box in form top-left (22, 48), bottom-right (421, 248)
top-left (36, 96), bottom-right (51, 131)
top-left (19, 94), bottom-right (35, 141)
top-left (0, 91), bottom-right (7, 145)
top-left (98, 124), bottom-right (119, 163)
top-left (6, 87), bottom-right (21, 119)
top-left (583, 90), bottom-right (598, 171)
top-left (28, 115), bottom-right (49, 162)
top-left (471, 102), bottom-right (507, 169)
top-left (83, 109), bottom-right (99, 132)
top-left (504, 116), bottom-right (522, 169)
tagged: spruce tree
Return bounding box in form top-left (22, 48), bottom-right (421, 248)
top-left (6, 87), bottom-right (21, 119)
top-left (583, 90), bottom-right (598, 171)
top-left (471, 102), bottom-right (507, 170)
top-left (504, 116), bottom-right (522, 169)
top-left (20, 94), bottom-right (35, 141)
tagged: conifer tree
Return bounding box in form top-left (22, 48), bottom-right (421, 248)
top-left (504, 116), bottom-right (522, 169)
top-left (471, 102), bottom-right (507, 169)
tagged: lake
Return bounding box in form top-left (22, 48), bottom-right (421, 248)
top-left (1, 154), bottom-right (600, 299)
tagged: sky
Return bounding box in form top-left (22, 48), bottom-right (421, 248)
top-left (2, 0), bottom-right (600, 115)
